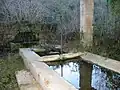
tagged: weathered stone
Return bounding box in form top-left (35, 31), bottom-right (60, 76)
top-left (80, 0), bottom-right (94, 46)
top-left (81, 52), bottom-right (120, 74)
top-left (16, 70), bottom-right (42, 90)
top-left (19, 48), bottom-right (77, 90)
top-left (19, 48), bottom-right (120, 90)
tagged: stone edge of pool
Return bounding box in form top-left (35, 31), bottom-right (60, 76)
top-left (17, 48), bottom-right (120, 90)
top-left (18, 48), bottom-right (78, 90)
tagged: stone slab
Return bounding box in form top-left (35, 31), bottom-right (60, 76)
top-left (15, 70), bottom-right (42, 90)
top-left (19, 48), bottom-right (77, 90)
top-left (81, 52), bottom-right (120, 74)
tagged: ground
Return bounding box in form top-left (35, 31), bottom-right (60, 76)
top-left (0, 53), bottom-right (25, 90)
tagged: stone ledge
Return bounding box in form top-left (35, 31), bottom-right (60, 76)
top-left (19, 48), bottom-right (120, 90)
top-left (19, 48), bottom-right (77, 90)
top-left (81, 52), bottom-right (120, 74)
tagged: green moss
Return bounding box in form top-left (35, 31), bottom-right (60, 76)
top-left (0, 54), bottom-right (25, 90)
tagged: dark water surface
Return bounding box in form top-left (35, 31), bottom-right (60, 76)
top-left (46, 60), bottom-right (120, 90)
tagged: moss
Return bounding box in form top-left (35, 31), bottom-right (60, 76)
top-left (0, 54), bottom-right (25, 90)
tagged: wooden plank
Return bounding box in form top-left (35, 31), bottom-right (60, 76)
top-left (59, 52), bottom-right (85, 60)
top-left (41, 52), bottom-right (84, 62)
top-left (40, 55), bottom-right (60, 61)
top-left (19, 48), bottom-right (77, 90)
top-left (15, 70), bottom-right (42, 90)
top-left (19, 48), bottom-right (85, 62)
top-left (31, 48), bottom-right (46, 53)
top-left (39, 52), bottom-right (85, 62)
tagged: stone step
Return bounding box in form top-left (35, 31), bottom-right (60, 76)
top-left (15, 70), bottom-right (42, 90)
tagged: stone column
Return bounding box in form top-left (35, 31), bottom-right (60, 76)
top-left (79, 61), bottom-right (93, 90)
top-left (80, 0), bottom-right (94, 47)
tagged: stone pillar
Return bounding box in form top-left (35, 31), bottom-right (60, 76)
top-left (79, 61), bottom-right (93, 90)
top-left (80, 0), bottom-right (94, 47)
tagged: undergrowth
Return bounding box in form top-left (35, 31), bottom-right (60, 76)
top-left (0, 53), bottom-right (25, 90)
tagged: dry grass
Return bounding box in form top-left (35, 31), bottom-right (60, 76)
top-left (0, 53), bottom-right (25, 90)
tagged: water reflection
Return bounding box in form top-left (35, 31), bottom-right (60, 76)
top-left (47, 60), bottom-right (120, 90)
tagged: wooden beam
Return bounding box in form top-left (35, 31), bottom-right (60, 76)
top-left (40, 52), bottom-right (85, 62)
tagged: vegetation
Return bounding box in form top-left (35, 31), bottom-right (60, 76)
top-left (0, 0), bottom-right (120, 89)
top-left (0, 0), bottom-right (79, 89)
top-left (0, 0), bottom-right (79, 52)
top-left (87, 0), bottom-right (120, 60)
top-left (110, 0), bottom-right (120, 16)
top-left (0, 54), bottom-right (25, 90)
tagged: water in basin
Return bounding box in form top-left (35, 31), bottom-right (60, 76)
top-left (46, 59), bottom-right (120, 90)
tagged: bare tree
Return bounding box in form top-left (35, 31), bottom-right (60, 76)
top-left (0, 0), bottom-right (79, 31)
top-left (0, 0), bottom-right (80, 48)
top-left (0, 0), bottom-right (51, 24)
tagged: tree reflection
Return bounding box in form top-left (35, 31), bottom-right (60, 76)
top-left (79, 61), bottom-right (93, 90)
top-left (61, 64), bottom-right (63, 77)
top-left (48, 59), bottom-right (120, 90)
top-left (92, 65), bottom-right (120, 90)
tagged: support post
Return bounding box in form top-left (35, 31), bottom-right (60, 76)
top-left (79, 61), bottom-right (93, 90)
top-left (80, 0), bottom-right (94, 47)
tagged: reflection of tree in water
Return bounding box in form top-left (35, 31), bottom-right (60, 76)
top-left (66, 62), bottom-right (78, 72)
top-left (51, 60), bottom-right (79, 72)
top-left (92, 65), bottom-right (120, 90)
top-left (52, 65), bottom-right (60, 70)
top-left (92, 65), bottom-right (108, 90)
top-left (102, 68), bottom-right (120, 89)
top-left (48, 60), bottom-right (120, 90)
